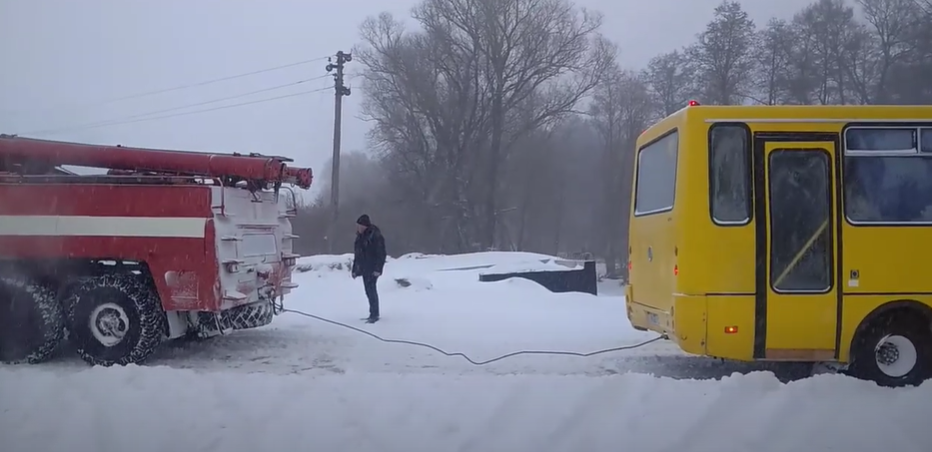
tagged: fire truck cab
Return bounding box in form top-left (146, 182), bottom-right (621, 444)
top-left (0, 135), bottom-right (311, 366)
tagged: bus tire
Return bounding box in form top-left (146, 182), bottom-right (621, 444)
top-left (848, 312), bottom-right (932, 387)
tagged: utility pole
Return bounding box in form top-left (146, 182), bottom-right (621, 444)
top-left (326, 50), bottom-right (351, 253)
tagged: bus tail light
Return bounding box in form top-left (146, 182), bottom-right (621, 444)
top-left (725, 326), bottom-right (738, 334)
top-left (673, 264), bottom-right (678, 276)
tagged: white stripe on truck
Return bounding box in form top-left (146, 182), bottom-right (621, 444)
top-left (0, 215), bottom-right (207, 238)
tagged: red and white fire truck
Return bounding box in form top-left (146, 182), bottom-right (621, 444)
top-left (0, 135), bottom-right (311, 366)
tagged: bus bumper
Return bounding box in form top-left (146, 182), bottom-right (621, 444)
top-left (625, 291), bottom-right (708, 356)
top-left (626, 290), bottom-right (757, 361)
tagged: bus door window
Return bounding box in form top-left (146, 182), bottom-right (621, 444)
top-left (768, 150), bottom-right (833, 292)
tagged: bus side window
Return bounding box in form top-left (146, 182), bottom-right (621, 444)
top-left (709, 124), bottom-right (751, 224)
top-left (844, 126), bottom-right (932, 223)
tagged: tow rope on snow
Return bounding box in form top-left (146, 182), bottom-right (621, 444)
top-left (279, 307), bottom-right (667, 366)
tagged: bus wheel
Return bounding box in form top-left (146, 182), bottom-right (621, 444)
top-left (849, 313), bottom-right (932, 387)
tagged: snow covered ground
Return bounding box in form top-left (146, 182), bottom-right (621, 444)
top-left (2, 252), bottom-right (930, 452)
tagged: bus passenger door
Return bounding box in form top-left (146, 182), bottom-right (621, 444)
top-left (756, 138), bottom-right (839, 361)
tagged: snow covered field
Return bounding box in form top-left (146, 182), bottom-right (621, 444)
top-left (2, 252), bottom-right (930, 452)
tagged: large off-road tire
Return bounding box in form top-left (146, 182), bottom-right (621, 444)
top-left (848, 312), bottom-right (932, 387)
top-left (0, 276), bottom-right (65, 364)
top-left (226, 301), bottom-right (274, 330)
top-left (65, 274), bottom-right (166, 366)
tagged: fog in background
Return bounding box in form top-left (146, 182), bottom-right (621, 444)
top-left (1, 0), bottom-right (811, 189)
top-left (4, 0), bottom-right (931, 279)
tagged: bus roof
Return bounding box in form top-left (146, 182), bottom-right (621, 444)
top-left (638, 104), bottom-right (932, 146)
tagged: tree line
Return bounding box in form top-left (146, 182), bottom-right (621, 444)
top-left (292, 0), bottom-right (932, 278)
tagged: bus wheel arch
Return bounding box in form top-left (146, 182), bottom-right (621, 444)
top-left (848, 299), bottom-right (932, 387)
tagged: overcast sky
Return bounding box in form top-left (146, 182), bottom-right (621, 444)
top-left (1, 0), bottom-right (813, 196)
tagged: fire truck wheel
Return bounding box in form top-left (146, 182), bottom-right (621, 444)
top-left (65, 274), bottom-right (167, 367)
top-left (227, 301), bottom-right (274, 330)
top-left (0, 276), bottom-right (65, 364)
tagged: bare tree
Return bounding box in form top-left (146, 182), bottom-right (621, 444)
top-left (644, 50), bottom-right (695, 116)
top-left (791, 0), bottom-right (864, 104)
top-left (881, 0), bottom-right (932, 103)
top-left (500, 127), bottom-right (561, 251)
top-left (686, 1), bottom-right (757, 105)
top-left (292, 151), bottom-right (390, 254)
top-left (752, 18), bottom-right (795, 105)
top-left (853, 0), bottom-right (920, 103)
top-left (412, 0), bottom-right (614, 249)
top-left (590, 67), bottom-right (654, 277)
top-left (356, 12), bottom-right (491, 252)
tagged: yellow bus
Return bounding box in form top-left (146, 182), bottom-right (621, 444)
top-left (625, 102), bottom-right (932, 386)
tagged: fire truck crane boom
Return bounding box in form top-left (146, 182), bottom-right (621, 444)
top-left (0, 135), bottom-right (312, 189)
top-left (283, 166), bottom-right (312, 189)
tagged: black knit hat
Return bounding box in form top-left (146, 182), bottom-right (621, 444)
top-left (356, 214), bottom-right (371, 226)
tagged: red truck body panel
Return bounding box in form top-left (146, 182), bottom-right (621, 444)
top-left (0, 135), bottom-right (308, 314)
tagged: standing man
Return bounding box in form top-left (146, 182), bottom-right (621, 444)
top-left (351, 214), bottom-right (387, 323)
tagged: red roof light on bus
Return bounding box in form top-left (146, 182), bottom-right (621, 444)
top-left (687, 100), bottom-right (700, 106)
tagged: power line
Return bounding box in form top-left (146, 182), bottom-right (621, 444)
top-left (127, 74), bottom-right (332, 118)
top-left (27, 74), bottom-right (332, 135)
top-left (110, 56), bottom-right (333, 102)
top-left (6, 55), bottom-right (334, 114)
top-left (24, 86), bottom-right (333, 135)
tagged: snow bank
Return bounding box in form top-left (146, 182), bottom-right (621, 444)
top-left (1, 366), bottom-right (928, 452)
top-left (481, 258), bottom-right (580, 274)
top-left (424, 251), bottom-right (565, 271)
top-left (391, 275), bottom-right (434, 291)
top-left (296, 251), bottom-right (567, 273)
top-left (395, 252), bottom-right (436, 260)
top-left (295, 254), bottom-right (355, 273)
top-left (294, 251), bottom-right (587, 276)
top-left (295, 251), bottom-right (580, 288)
top-left (287, 257), bottom-right (635, 353)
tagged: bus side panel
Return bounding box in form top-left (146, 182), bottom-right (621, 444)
top-left (676, 115), bottom-right (761, 361)
top-left (629, 212), bottom-right (677, 314)
top-left (706, 294), bottom-right (756, 360)
top-left (676, 114), bottom-right (756, 296)
top-left (672, 294), bottom-right (707, 355)
top-left (842, 227), bottom-right (932, 293)
top-left (628, 124), bottom-right (682, 320)
top-left (680, 223), bottom-right (756, 295)
top-left (671, 120), bottom-right (706, 296)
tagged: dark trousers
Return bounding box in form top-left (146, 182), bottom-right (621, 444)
top-left (362, 273), bottom-right (380, 318)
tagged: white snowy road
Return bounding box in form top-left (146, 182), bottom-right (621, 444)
top-left (2, 252), bottom-right (931, 452)
top-left (5, 366), bottom-right (929, 452)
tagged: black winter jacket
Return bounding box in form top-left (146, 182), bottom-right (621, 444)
top-left (352, 225), bottom-right (387, 277)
